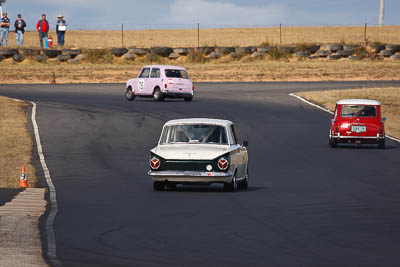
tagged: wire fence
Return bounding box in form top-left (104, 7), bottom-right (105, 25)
top-left (4, 22), bottom-right (400, 49)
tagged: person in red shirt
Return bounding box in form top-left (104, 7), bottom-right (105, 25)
top-left (36, 14), bottom-right (49, 48)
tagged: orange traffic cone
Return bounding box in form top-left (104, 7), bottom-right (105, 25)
top-left (18, 165), bottom-right (29, 188)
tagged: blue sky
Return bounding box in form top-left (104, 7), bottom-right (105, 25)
top-left (1, 0), bottom-right (399, 30)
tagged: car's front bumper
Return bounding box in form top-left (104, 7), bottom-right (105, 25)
top-left (148, 170), bottom-right (233, 183)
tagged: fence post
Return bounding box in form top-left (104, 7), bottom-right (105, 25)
top-left (122, 23), bottom-right (124, 47)
top-left (197, 23), bottom-right (200, 48)
top-left (364, 23), bottom-right (367, 43)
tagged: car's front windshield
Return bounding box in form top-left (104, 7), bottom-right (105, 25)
top-left (341, 105), bottom-right (377, 117)
top-left (160, 124), bottom-right (228, 145)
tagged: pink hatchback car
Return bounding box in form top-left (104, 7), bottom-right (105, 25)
top-left (125, 65), bottom-right (194, 102)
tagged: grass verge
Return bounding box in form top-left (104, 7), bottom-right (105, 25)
top-left (0, 96), bottom-right (37, 188)
top-left (297, 87), bottom-right (400, 139)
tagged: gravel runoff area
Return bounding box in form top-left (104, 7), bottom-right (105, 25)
top-left (0, 188), bottom-right (48, 267)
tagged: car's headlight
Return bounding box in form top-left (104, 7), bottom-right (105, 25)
top-left (149, 157), bottom-right (161, 170)
top-left (217, 157), bottom-right (229, 171)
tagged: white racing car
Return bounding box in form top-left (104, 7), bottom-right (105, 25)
top-left (148, 118), bottom-right (249, 191)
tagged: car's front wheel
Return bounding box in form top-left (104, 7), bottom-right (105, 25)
top-left (153, 181), bottom-right (165, 191)
top-left (125, 87), bottom-right (135, 101)
top-left (184, 96), bottom-right (193, 102)
top-left (224, 173), bottom-right (237, 192)
top-left (238, 167), bottom-right (249, 189)
top-left (378, 138), bottom-right (386, 149)
top-left (153, 88), bottom-right (164, 101)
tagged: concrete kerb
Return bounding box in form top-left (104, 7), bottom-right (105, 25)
top-left (289, 93), bottom-right (400, 143)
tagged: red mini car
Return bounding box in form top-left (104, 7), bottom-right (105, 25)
top-left (329, 99), bottom-right (386, 148)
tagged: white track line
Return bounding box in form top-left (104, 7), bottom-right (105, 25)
top-left (289, 93), bottom-right (400, 143)
top-left (30, 101), bottom-right (62, 266)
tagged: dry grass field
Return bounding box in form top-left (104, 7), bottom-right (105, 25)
top-left (1, 58), bottom-right (400, 84)
top-left (0, 97), bottom-right (37, 188)
top-left (9, 26), bottom-right (400, 48)
top-left (297, 87), bottom-right (400, 139)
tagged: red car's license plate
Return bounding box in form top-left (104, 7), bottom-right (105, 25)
top-left (351, 125), bottom-right (366, 133)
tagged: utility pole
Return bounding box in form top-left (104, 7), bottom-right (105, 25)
top-left (379, 0), bottom-right (384, 26)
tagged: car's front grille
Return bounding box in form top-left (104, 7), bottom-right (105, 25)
top-left (163, 160), bottom-right (215, 172)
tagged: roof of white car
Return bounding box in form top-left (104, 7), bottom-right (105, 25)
top-left (164, 118), bottom-right (233, 126)
top-left (143, 65), bottom-right (187, 70)
top-left (336, 99), bottom-right (381, 105)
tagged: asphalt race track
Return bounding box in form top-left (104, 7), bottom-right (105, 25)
top-left (1, 81), bottom-right (400, 267)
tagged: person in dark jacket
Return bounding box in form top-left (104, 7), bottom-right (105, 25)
top-left (36, 14), bottom-right (49, 48)
top-left (56, 14), bottom-right (67, 47)
top-left (0, 12), bottom-right (10, 47)
top-left (14, 14), bottom-right (26, 47)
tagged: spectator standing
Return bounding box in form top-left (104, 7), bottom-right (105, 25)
top-left (0, 12), bottom-right (10, 47)
top-left (36, 14), bottom-right (49, 48)
top-left (14, 14), bottom-right (26, 47)
top-left (56, 14), bottom-right (67, 47)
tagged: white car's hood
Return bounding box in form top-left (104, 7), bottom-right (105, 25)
top-left (152, 144), bottom-right (230, 160)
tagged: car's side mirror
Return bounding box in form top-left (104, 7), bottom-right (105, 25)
top-left (242, 141), bottom-right (248, 147)
top-left (382, 117), bottom-right (387, 123)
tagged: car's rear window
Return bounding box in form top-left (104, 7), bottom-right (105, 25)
top-left (160, 124), bottom-right (228, 145)
top-left (341, 105), bottom-right (377, 117)
top-left (165, 69), bottom-right (189, 79)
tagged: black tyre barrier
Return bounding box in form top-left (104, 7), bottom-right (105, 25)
top-left (295, 51), bottom-right (311, 57)
top-left (328, 55), bottom-right (341, 60)
top-left (216, 47), bottom-right (235, 55)
top-left (13, 54), bottom-right (25, 62)
top-left (111, 48), bottom-right (128, 57)
top-left (173, 48), bottom-right (193, 55)
top-left (68, 58), bottom-right (81, 64)
top-left (336, 50), bottom-right (354, 57)
top-left (316, 50), bottom-right (330, 57)
top-left (42, 49), bottom-right (62, 58)
top-left (235, 46), bottom-right (256, 54)
top-left (347, 55), bottom-right (363, 60)
top-left (19, 48), bottom-right (41, 57)
top-left (168, 52), bottom-right (180, 59)
top-left (367, 43), bottom-right (385, 52)
top-left (343, 44), bottom-right (360, 51)
top-left (278, 45), bottom-right (296, 53)
top-left (196, 47), bottom-right (215, 55)
top-left (122, 53), bottom-right (135, 60)
top-left (62, 49), bottom-right (82, 58)
top-left (0, 48), bottom-right (18, 58)
top-left (151, 47), bottom-right (173, 57)
top-left (129, 47), bottom-right (150, 55)
top-left (252, 51), bottom-right (266, 58)
top-left (56, 54), bottom-right (71, 62)
top-left (209, 52), bottom-right (221, 59)
top-left (321, 43), bottom-right (343, 52)
top-left (385, 44), bottom-right (400, 52)
top-left (379, 50), bottom-right (394, 57)
top-left (308, 45), bottom-right (321, 54)
top-left (257, 47), bottom-right (272, 53)
top-left (36, 54), bottom-right (48, 62)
